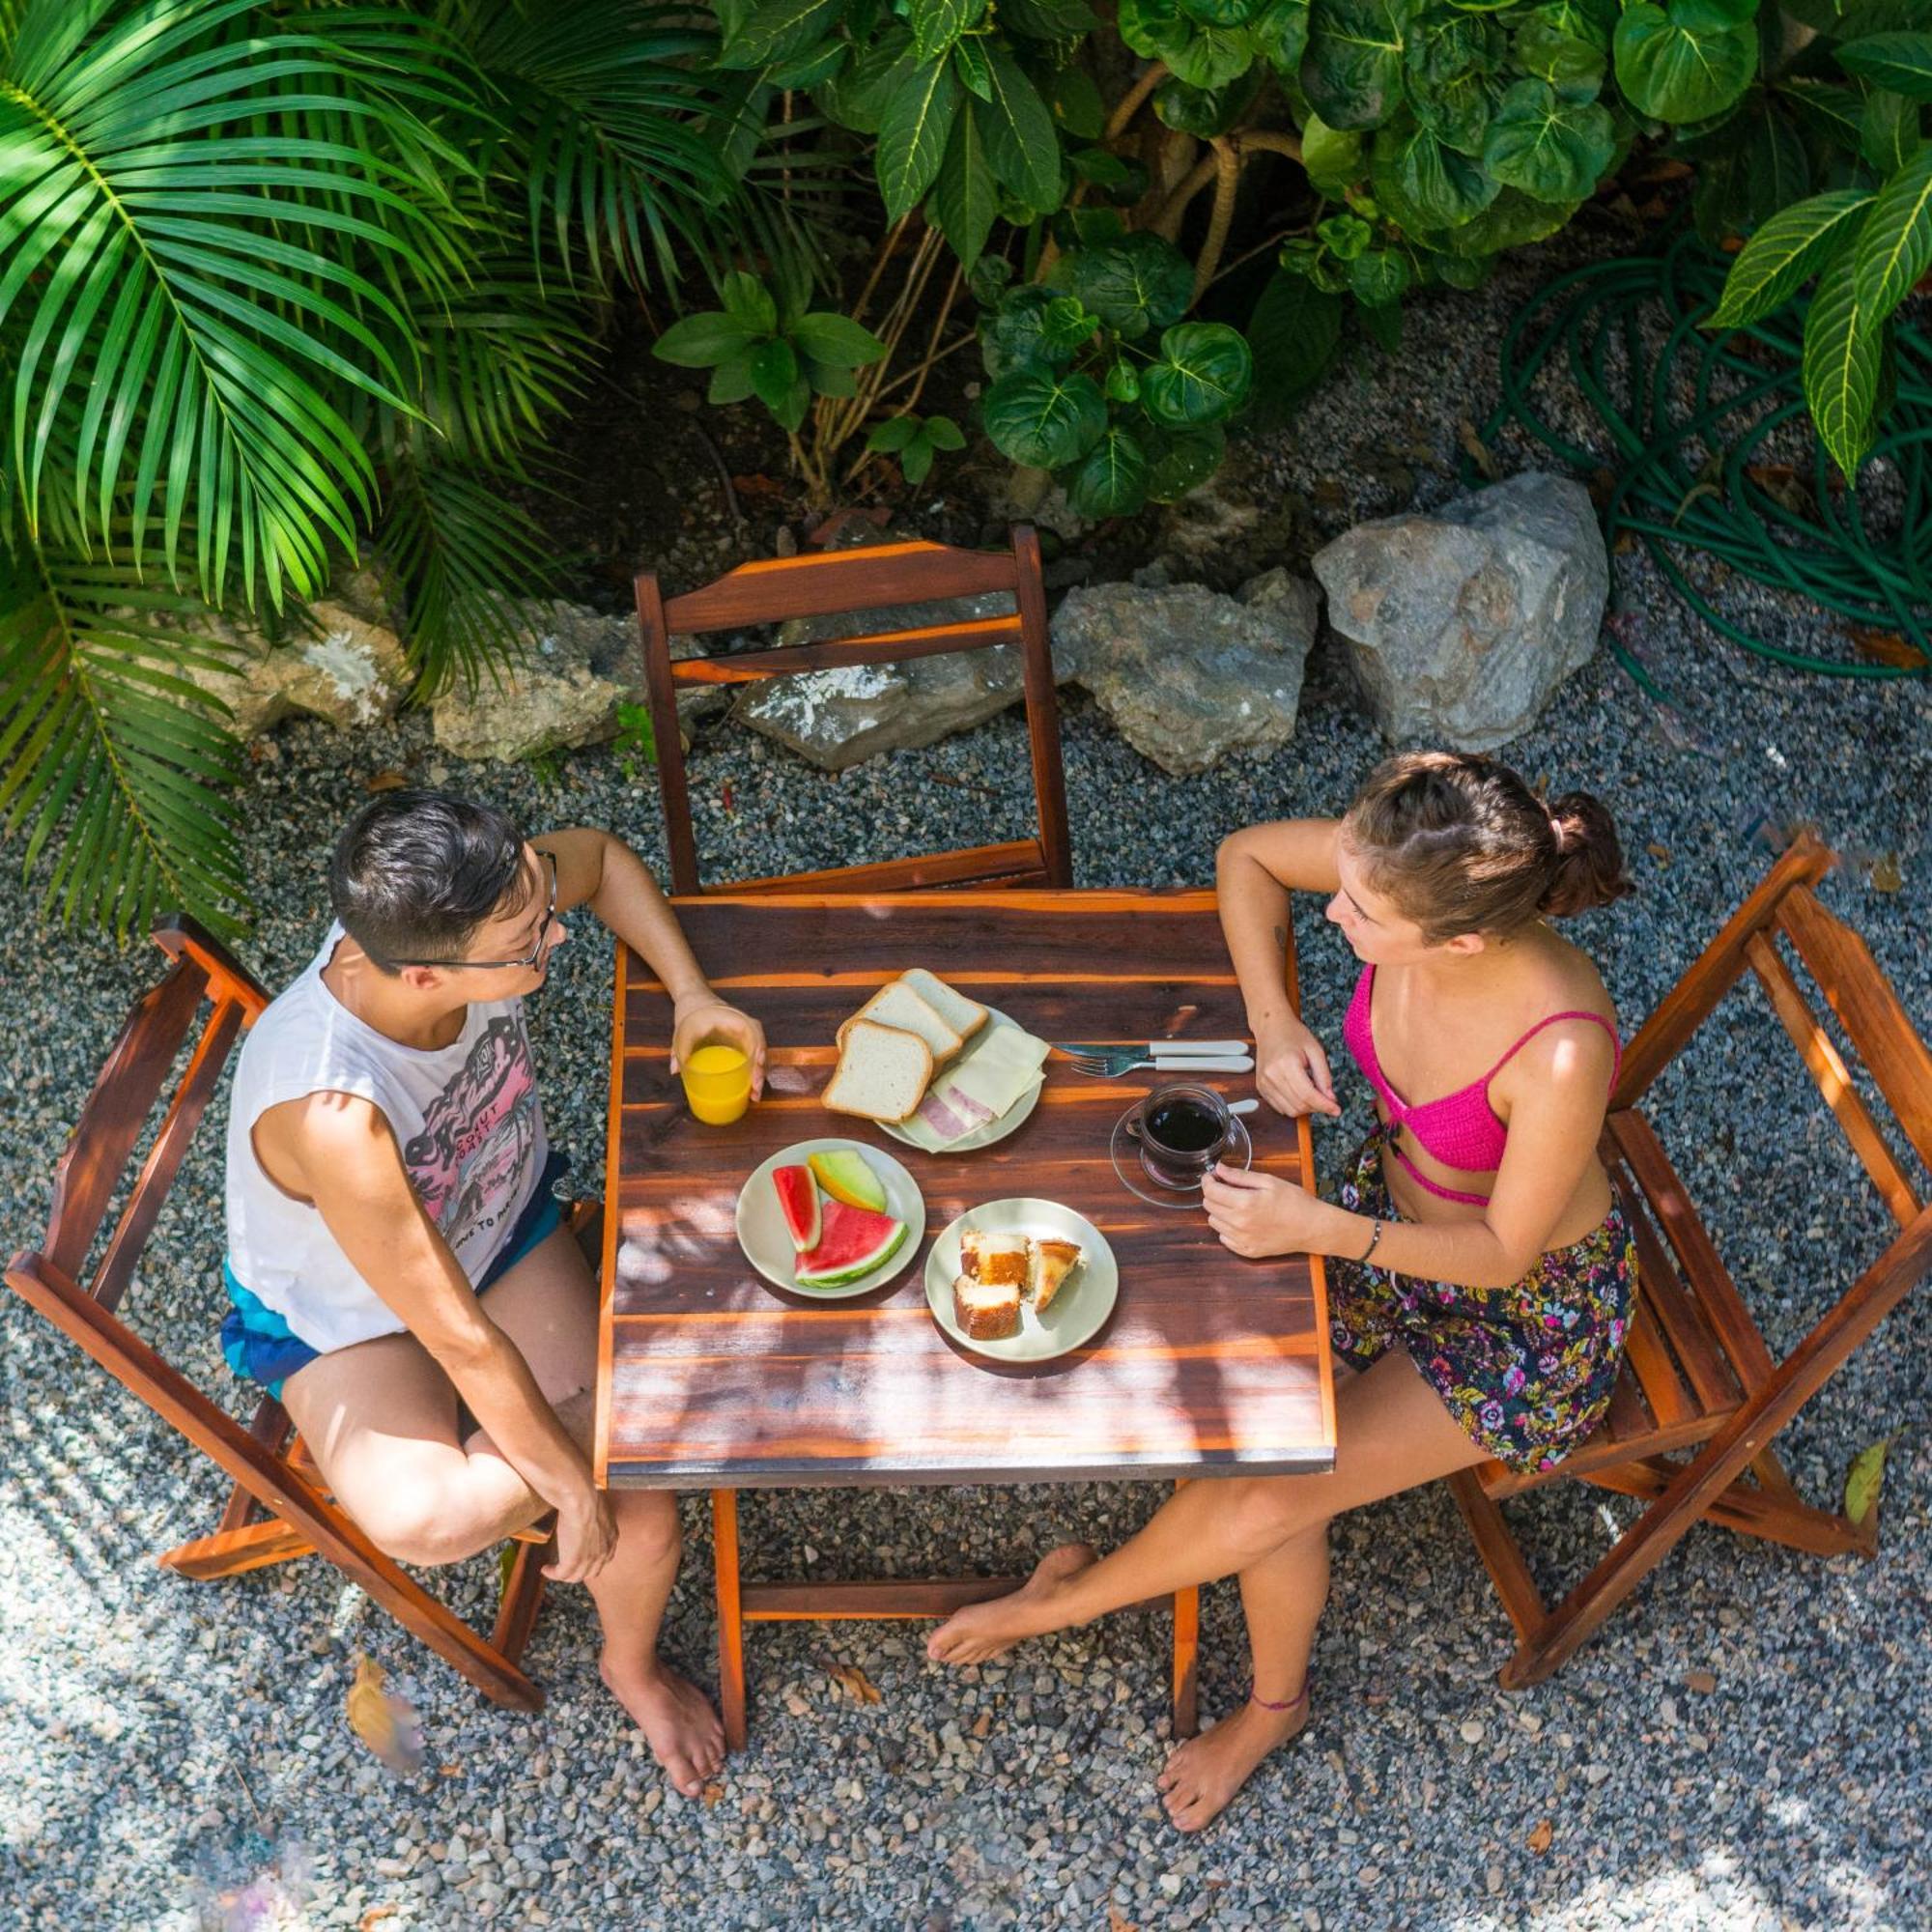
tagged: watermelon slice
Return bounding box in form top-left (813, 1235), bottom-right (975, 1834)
top-left (795, 1198), bottom-right (907, 1289)
top-left (808, 1148), bottom-right (888, 1212)
top-left (771, 1165), bottom-right (821, 1253)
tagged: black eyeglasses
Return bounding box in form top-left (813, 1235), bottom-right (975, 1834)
top-left (381, 851), bottom-right (560, 971)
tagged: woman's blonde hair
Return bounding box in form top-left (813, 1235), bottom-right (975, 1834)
top-left (1342, 751), bottom-right (1634, 945)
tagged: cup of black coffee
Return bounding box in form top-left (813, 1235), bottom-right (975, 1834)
top-left (1123, 1082), bottom-right (1236, 1189)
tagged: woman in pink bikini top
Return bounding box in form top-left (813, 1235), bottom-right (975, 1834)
top-left (925, 750), bottom-right (1639, 1836)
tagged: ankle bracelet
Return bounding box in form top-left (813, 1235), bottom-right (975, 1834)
top-left (1247, 1683), bottom-right (1309, 1714)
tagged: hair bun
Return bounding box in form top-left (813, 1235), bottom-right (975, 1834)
top-left (1540, 791), bottom-right (1634, 918)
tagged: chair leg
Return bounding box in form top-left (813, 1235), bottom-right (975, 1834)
top-left (492, 1532), bottom-right (554, 1667)
top-left (1448, 1472), bottom-right (1551, 1654)
top-left (159, 1517), bottom-right (316, 1579)
top-left (1172, 1585), bottom-right (1200, 1739)
top-left (713, 1489), bottom-right (748, 1753)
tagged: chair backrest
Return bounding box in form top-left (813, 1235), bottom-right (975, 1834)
top-left (634, 526), bottom-right (1071, 895)
top-left (1614, 831), bottom-right (1932, 1230)
top-left (33, 917), bottom-right (267, 1314)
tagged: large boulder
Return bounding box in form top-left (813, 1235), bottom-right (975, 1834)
top-left (731, 587), bottom-right (1045, 773)
top-left (431, 600), bottom-right (725, 762)
top-left (1050, 571), bottom-right (1319, 776)
top-left (176, 573), bottom-right (409, 736)
top-left (1312, 471), bottom-right (1607, 751)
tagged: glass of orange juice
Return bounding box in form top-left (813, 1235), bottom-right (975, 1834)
top-left (680, 1039), bottom-right (752, 1124)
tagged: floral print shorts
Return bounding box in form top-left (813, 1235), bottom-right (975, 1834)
top-left (1328, 1122), bottom-right (1635, 1473)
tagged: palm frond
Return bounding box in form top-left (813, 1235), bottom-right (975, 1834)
top-left (451, 0), bottom-right (737, 292)
top-left (0, 504), bottom-right (247, 937)
top-left (378, 456), bottom-right (564, 699)
top-left (0, 0), bottom-right (458, 608)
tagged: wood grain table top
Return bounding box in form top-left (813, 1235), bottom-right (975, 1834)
top-left (594, 890), bottom-right (1335, 1489)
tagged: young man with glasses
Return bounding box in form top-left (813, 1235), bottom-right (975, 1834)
top-left (222, 790), bottom-right (763, 1795)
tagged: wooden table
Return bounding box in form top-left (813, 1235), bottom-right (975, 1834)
top-left (594, 889), bottom-right (1334, 1749)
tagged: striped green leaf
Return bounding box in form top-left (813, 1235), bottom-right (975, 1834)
top-left (876, 53), bottom-right (960, 219)
top-left (1803, 252), bottom-right (1884, 479)
top-left (1851, 141), bottom-right (1932, 322)
top-left (1839, 32), bottom-right (1932, 102)
top-left (1709, 189), bottom-right (1875, 327)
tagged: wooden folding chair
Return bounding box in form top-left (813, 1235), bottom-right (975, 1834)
top-left (4, 916), bottom-right (564, 1710)
top-left (635, 524), bottom-right (1071, 895)
top-left (1450, 832), bottom-right (1932, 1686)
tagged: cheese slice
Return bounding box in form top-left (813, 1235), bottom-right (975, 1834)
top-left (912, 1022), bottom-right (1048, 1146)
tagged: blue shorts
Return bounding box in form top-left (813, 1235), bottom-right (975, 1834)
top-left (221, 1151), bottom-right (571, 1402)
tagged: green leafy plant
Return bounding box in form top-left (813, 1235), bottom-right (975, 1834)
top-left (864, 411), bottom-right (968, 483)
top-left (1699, 8), bottom-right (1932, 476)
top-left (652, 269), bottom-right (889, 443)
top-left (611, 697), bottom-right (660, 781)
top-left (0, 0), bottom-right (754, 938)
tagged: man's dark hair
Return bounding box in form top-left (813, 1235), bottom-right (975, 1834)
top-left (329, 790), bottom-right (531, 969)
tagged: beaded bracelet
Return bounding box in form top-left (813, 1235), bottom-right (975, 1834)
top-left (1356, 1216), bottom-right (1383, 1264)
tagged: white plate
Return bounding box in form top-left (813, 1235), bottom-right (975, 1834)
top-left (879, 1005), bottom-right (1044, 1154)
top-left (735, 1139), bottom-right (924, 1300)
top-left (923, 1198), bottom-right (1119, 1363)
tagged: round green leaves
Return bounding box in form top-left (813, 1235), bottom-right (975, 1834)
top-left (1613, 0), bottom-right (1758, 126)
top-left (1141, 321), bottom-right (1254, 426)
top-left (1482, 79), bottom-right (1614, 202)
top-left (981, 368), bottom-right (1108, 466)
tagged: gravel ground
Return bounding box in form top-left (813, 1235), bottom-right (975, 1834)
top-left (3, 232), bottom-right (1929, 1930)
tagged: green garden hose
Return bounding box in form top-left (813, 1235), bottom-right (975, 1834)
top-left (1467, 228), bottom-right (1932, 698)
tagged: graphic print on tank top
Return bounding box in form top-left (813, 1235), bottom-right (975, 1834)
top-left (401, 1015), bottom-right (542, 1264)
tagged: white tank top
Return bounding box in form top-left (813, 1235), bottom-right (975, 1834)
top-left (224, 923), bottom-right (548, 1352)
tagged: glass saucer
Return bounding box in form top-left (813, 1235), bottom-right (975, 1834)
top-left (1109, 1106), bottom-right (1253, 1209)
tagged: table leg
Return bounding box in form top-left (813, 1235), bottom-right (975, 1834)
top-left (712, 1489), bottom-right (748, 1753)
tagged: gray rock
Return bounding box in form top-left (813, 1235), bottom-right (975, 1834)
top-left (1312, 470), bottom-right (1607, 751)
top-left (431, 599), bottom-right (724, 762)
top-left (176, 593), bottom-right (409, 737)
top-left (732, 584), bottom-right (1050, 773)
top-left (1049, 572), bottom-right (1318, 776)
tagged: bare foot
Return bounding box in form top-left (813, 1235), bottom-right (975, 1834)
top-left (600, 1655), bottom-right (725, 1799)
top-left (1155, 1689), bottom-right (1309, 1833)
top-left (925, 1543), bottom-right (1097, 1665)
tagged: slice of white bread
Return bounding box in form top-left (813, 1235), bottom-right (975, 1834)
top-left (898, 969), bottom-right (987, 1043)
top-left (953, 1272), bottom-right (1021, 1341)
top-left (822, 1020), bottom-right (934, 1123)
top-left (961, 1228), bottom-right (1028, 1287)
top-left (1027, 1237), bottom-right (1084, 1315)
top-left (836, 981), bottom-right (964, 1063)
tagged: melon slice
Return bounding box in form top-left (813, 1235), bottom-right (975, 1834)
top-left (770, 1165), bottom-right (821, 1253)
top-left (795, 1198), bottom-right (907, 1289)
top-left (808, 1148), bottom-right (888, 1212)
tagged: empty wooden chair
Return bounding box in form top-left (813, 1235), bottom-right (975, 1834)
top-left (1450, 832), bottom-right (1932, 1685)
top-left (5, 917), bottom-right (561, 1709)
top-left (635, 525), bottom-right (1071, 894)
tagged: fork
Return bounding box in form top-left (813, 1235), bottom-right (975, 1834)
top-left (1056, 1043), bottom-right (1254, 1077)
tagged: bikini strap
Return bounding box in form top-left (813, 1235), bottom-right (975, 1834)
top-left (1481, 1009), bottom-right (1622, 1086)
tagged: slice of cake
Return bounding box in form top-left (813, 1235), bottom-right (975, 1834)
top-left (953, 1272), bottom-right (1021, 1341)
top-left (1026, 1237), bottom-right (1085, 1315)
top-left (960, 1228), bottom-right (1028, 1287)
top-left (821, 1020), bottom-right (933, 1123)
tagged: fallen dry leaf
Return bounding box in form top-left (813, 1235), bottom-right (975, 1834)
top-left (438, 1762), bottom-right (464, 1776)
top-left (1871, 852), bottom-right (1905, 893)
top-left (1458, 418), bottom-right (1501, 481)
top-left (1686, 1669), bottom-right (1718, 1695)
top-left (1646, 840), bottom-right (1672, 866)
top-left (826, 1662), bottom-right (882, 1706)
top-left (363, 770), bottom-right (408, 793)
top-left (731, 472), bottom-right (788, 507)
top-left (1847, 626), bottom-right (1928, 669)
top-left (359, 1910), bottom-right (399, 1931)
top-left (700, 1781), bottom-right (725, 1807)
top-left (346, 1652), bottom-right (425, 1776)
top-left (1845, 1436), bottom-right (1891, 1523)
top-left (972, 1711), bottom-right (992, 1738)
top-left (1527, 1817), bottom-right (1553, 1855)
top-left (1108, 1909), bottom-right (1138, 1932)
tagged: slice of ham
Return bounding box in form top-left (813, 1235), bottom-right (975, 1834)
top-left (916, 1086), bottom-right (998, 1142)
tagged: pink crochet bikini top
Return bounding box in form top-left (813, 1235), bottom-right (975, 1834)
top-left (1342, 965), bottom-right (1622, 1206)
